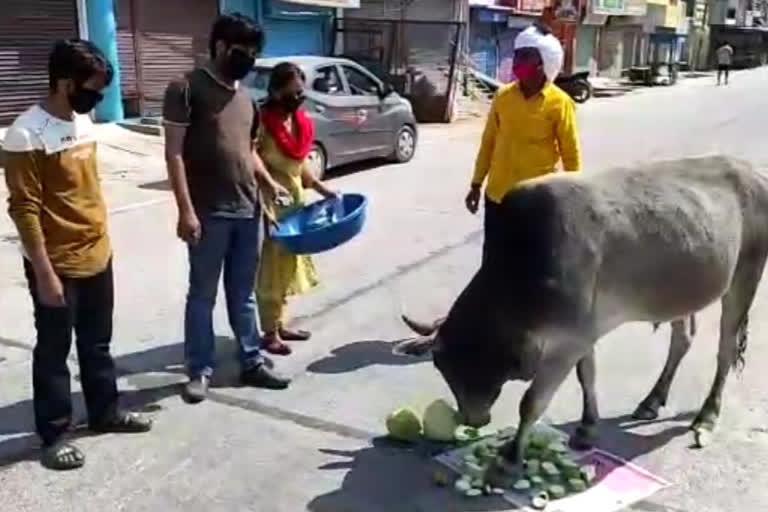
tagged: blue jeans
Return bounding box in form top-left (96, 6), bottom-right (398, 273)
top-left (185, 214), bottom-right (264, 378)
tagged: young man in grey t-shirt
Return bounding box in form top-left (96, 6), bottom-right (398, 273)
top-left (716, 43), bottom-right (734, 86)
top-left (163, 13), bottom-right (291, 402)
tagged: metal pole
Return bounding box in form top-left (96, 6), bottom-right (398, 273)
top-left (86, 0), bottom-right (125, 122)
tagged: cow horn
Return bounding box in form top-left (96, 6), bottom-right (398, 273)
top-left (401, 314), bottom-right (445, 336)
top-left (393, 335), bottom-right (437, 357)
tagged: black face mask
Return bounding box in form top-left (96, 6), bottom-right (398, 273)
top-left (68, 85), bottom-right (103, 114)
top-left (225, 48), bottom-right (255, 80)
top-left (280, 91), bottom-right (305, 113)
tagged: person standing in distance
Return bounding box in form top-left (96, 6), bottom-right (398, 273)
top-left (163, 13), bottom-right (291, 403)
top-left (3, 40), bottom-right (152, 471)
top-left (716, 42), bottom-right (734, 86)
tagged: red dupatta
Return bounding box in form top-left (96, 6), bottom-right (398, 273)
top-left (261, 105), bottom-right (315, 161)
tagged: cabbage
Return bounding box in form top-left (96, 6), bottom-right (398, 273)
top-left (422, 399), bottom-right (460, 442)
top-left (385, 407), bottom-right (422, 441)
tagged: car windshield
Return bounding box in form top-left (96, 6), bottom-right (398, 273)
top-left (243, 67), bottom-right (272, 91)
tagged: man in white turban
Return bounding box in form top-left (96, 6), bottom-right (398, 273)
top-left (466, 22), bottom-right (581, 262)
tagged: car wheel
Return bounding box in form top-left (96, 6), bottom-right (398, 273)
top-left (390, 125), bottom-right (416, 163)
top-left (570, 80), bottom-right (592, 103)
top-left (306, 143), bottom-right (326, 180)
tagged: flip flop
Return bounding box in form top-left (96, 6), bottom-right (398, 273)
top-left (41, 442), bottom-right (85, 471)
top-left (279, 327), bottom-right (312, 341)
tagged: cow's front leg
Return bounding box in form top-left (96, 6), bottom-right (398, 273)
top-left (488, 350), bottom-right (582, 487)
top-left (570, 349), bottom-right (599, 450)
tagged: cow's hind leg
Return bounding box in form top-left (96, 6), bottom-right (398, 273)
top-left (691, 255), bottom-right (765, 447)
top-left (570, 349), bottom-right (600, 450)
top-left (633, 318), bottom-right (693, 420)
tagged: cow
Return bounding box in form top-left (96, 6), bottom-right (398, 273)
top-left (397, 156), bottom-right (768, 482)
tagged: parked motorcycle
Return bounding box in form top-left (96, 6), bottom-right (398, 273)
top-left (554, 72), bottom-right (592, 104)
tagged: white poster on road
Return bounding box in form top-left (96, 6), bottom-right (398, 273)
top-left (283, 0), bottom-right (360, 7)
top-left (436, 424), bottom-right (671, 512)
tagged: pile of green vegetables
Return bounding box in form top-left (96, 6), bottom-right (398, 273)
top-left (384, 400), bottom-right (596, 509)
top-left (451, 429), bottom-right (596, 509)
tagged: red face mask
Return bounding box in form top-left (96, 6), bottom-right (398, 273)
top-left (513, 61), bottom-right (540, 82)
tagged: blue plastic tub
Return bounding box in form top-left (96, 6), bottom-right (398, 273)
top-left (270, 193), bottom-right (368, 255)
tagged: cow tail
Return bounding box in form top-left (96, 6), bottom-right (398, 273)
top-left (734, 314), bottom-right (749, 372)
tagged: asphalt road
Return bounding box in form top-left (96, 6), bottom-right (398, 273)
top-left (1, 68), bottom-right (768, 511)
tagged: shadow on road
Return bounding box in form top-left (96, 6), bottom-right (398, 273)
top-left (0, 336), bottom-right (249, 469)
top-left (0, 384), bottom-right (180, 469)
top-left (307, 437), bottom-right (511, 512)
top-left (554, 411), bottom-right (696, 461)
top-left (308, 412), bottom-right (696, 511)
top-left (137, 157), bottom-right (393, 193)
top-left (138, 179), bottom-right (170, 191)
top-left (306, 338), bottom-right (429, 374)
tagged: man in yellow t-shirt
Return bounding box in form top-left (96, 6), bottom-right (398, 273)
top-left (465, 23), bottom-right (582, 261)
top-left (3, 40), bottom-right (151, 471)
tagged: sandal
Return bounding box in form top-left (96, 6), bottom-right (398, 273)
top-left (41, 442), bottom-right (85, 471)
top-left (91, 411), bottom-right (153, 434)
top-left (264, 339), bottom-right (292, 356)
top-left (278, 327), bottom-right (312, 342)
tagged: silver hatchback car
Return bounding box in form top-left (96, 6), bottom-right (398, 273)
top-left (244, 56), bottom-right (418, 179)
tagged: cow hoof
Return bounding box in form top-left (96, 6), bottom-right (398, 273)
top-left (569, 425), bottom-right (598, 451)
top-left (484, 457), bottom-right (521, 489)
top-left (692, 428), bottom-right (712, 449)
top-left (631, 402), bottom-right (660, 421)
top-left (690, 416), bottom-right (716, 449)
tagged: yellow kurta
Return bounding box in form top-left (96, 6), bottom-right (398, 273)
top-left (256, 133), bottom-right (319, 332)
top-left (472, 82), bottom-right (582, 203)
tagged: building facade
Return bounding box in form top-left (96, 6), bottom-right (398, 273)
top-left (708, 0), bottom-right (768, 68)
top-left (0, 0), bottom-right (361, 124)
top-left (0, 0), bottom-right (87, 126)
top-left (468, 0), bottom-right (546, 82)
top-left (335, 0), bottom-right (467, 121)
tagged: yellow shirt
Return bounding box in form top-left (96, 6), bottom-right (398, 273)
top-left (3, 105), bottom-right (110, 278)
top-left (472, 82), bottom-right (581, 203)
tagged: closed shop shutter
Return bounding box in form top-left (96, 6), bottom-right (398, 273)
top-left (117, 0), bottom-right (218, 116)
top-left (498, 28), bottom-right (522, 83)
top-left (262, 0), bottom-right (331, 57)
top-left (469, 21), bottom-right (497, 78)
top-left (575, 25), bottom-right (596, 73)
top-left (622, 30), bottom-right (637, 69)
top-left (0, 0), bottom-right (78, 126)
top-left (263, 18), bottom-right (327, 57)
top-left (599, 28), bottom-right (624, 78)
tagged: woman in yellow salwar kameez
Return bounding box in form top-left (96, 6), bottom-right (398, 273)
top-left (257, 62), bottom-right (338, 355)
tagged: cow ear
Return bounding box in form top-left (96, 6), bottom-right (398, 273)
top-left (393, 335), bottom-right (438, 356)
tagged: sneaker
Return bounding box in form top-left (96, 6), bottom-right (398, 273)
top-left (183, 375), bottom-right (210, 403)
top-left (91, 411), bottom-right (153, 433)
top-left (241, 364), bottom-right (291, 390)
